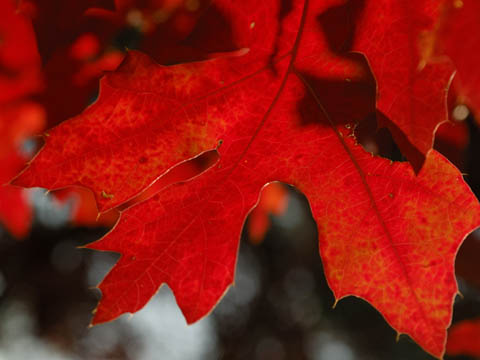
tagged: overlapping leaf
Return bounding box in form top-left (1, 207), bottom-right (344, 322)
top-left (14, 0), bottom-right (480, 358)
top-left (351, 0), bottom-right (454, 171)
top-left (432, 0), bottom-right (480, 121)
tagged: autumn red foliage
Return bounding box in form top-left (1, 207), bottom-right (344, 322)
top-left (446, 317), bottom-right (480, 357)
top-left (2, 0), bottom-right (480, 358)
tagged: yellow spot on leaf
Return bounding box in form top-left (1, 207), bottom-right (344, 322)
top-left (101, 190), bottom-right (114, 199)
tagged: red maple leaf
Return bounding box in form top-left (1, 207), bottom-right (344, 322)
top-left (13, 0), bottom-right (480, 358)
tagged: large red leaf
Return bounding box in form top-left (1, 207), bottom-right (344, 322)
top-left (13, 0), bottom-right (308, 210)
top-left (14, 0), bottom-right (480, 358)
top-left (351, 0), bottom-right (454, 171)
top-left (88, 131), bottom-right (479, 360)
